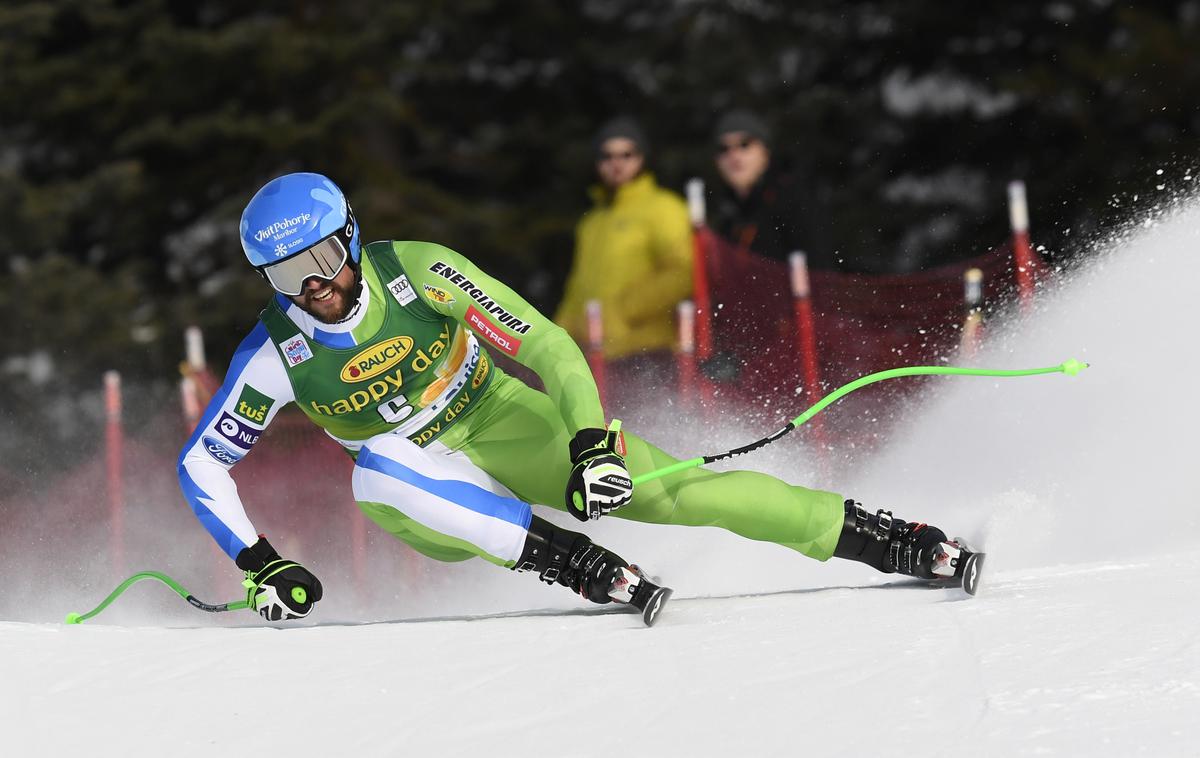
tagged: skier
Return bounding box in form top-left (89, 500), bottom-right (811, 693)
top-left (178, 172), bottom-right (972, 624)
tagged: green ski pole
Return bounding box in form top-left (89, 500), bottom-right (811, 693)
top-left (65, 571), bottom-right (248, 624)
top-left (632, 359), bottom-right (1088, 486)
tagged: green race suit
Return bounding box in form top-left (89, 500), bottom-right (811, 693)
top-left (178, 240), bottom-right (844, 567)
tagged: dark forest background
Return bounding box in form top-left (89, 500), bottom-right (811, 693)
top-left (1, 0), bottom-right (1197, 481)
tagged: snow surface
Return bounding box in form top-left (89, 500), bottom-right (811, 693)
top-left (5, 553), bottom-right (1199, 756)
top-left (5, 198), bottom-right (1200, 756)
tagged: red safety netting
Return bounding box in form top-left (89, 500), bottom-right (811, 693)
top-left (603, 226), bottom-right (1048, 453)
top-left (708, 229), bottom-right (1039, 387)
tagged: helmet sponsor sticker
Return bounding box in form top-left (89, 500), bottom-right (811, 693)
top-left (465, 306), bottom-right (521, 356)
top-left (423, 284), bottom-right (455, 305)
top-left (254, 213), bottom-right (313, 245)
top-left (234, 384), bottom-right (275, 424)
top-left (272, 236), bottom-right (309, 257)
top-left (428, 261), bottom-right (533, 335)
top-left (279, 334), bottom-right (313, 366)
top-left (202, 436), bottom-right (243, 466)
top-left (216, 411), bottom-right (262, 450)
top-left (340, 336), bottom-right (415, 383)
top-left (386, 275), bottom-right (417, 306)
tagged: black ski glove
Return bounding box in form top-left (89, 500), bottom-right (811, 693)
top-left (565, 420), bottom-right (634, 522)
top-left (236, 536), bottom-right (323, 621)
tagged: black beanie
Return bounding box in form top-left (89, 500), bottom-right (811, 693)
top-left (593, 116), bottom-right (649, 157)
top-left (713, 109), bottom-right (771, 148)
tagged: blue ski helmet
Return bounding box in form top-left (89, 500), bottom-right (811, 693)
top-left (239, 173), bottom-right (361, 293)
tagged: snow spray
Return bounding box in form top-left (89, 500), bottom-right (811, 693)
top-left (849, 195), bottom-right (1200, 574)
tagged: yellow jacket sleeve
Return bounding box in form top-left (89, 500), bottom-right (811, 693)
top-left (622, 192), bottom-right (693, 324)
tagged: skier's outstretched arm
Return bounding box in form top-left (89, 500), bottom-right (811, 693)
top-left (398, 241), bottom-right (605, 434)
top-left (176, 322), bottom-right (294, 559)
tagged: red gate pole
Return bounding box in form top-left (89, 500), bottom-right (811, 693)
top-left (181, 326), bottom-right (205, 434)
top-left (788, 253), bottom-right (824, 403)
top-left (180, 375), bottom-right (201, 433)
top-left (676, 300), bottom-right (698, 410)
top-left (586, 300), bottom-right (608, 409)
top-left (960, 267), bottom-right (985, 359)
top-left (104, 370), bottom-right (125, 578)
top-left (685, 178), bottom-right (714, 363)
top-left (184, 325), bottom-right (220, 402)
top-left (181, 327), bottom-right (227, 597)
top-left (788, 252), bottom-right (828, 458)
top-left (185, 325), bottom-right (206, 375)
top-left (686, 178), bottom-right (718, 414)
top-left (1008, 180), bottom-right (1036, 312)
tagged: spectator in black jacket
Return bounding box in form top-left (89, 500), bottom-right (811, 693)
top-left (708, 109), bottom-right (835, 269)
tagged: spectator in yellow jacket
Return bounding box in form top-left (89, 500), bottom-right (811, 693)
top-left (554, 117), bottom-right (693, 360)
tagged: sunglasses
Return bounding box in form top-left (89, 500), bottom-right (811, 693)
top-left (715, 137), bottom-right (756, 156)
top-left (598, 149), bottom-right (640, 163)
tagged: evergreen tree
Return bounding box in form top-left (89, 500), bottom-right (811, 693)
top-left (0, 0), bottom-right (1195, 477)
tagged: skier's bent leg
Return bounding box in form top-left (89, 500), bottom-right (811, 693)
top-left (435, 374), bottom-right (954, 573)
top-left (618, 435), bottom-right (846, 560)
top-left (352, 436), bottom-right (533, 567)
top-left (441, 375), bottom-right (847, 561)
top-left (351, 434), bottom-right (642, 605)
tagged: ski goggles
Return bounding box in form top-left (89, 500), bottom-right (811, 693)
top-left (258, 216), bottom-right (356, 296)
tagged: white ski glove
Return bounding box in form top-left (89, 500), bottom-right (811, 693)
top-left (565, 420), bottom-right (634, 521)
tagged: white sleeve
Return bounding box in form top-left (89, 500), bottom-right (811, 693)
top-left (176, 322), bottom-right (295, 561)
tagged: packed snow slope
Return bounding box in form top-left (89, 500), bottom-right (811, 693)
top-left (5, 198), bottom-right (1200, 756)
top-left (4, 554), bottom-right (1198, 757)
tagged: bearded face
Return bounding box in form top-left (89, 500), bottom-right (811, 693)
top-left (289, 261), bottom-right (360, 323)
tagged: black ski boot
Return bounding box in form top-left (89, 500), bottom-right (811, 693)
top-left (515, 515), bottom-right (672, 625)
top-left (834, 500), bottom-right (983, 593)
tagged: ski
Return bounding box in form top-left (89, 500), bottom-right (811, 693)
top-left (958, 550), bottom-right (985, 596)
top-left (632, 580), bottom-right (673, 626)
top-left (610, 566), bottom-right (674, 626)
top-left (931, 540), bottom-right (985, 596)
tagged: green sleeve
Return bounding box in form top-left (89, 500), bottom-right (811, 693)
top-left (397, 241), bottom-right (605, 433)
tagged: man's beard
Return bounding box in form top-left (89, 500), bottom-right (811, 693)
top-left (294, 273), bottom-right (362, 324)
